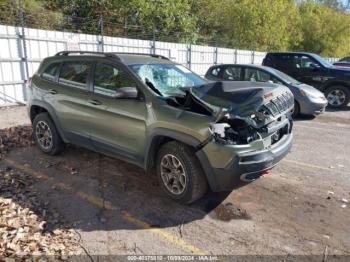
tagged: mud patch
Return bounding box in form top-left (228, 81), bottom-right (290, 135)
top-left (211, 202), bottom-right (251, 221)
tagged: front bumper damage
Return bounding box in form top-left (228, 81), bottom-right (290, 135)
top-left (196, 132), bottom-right (293, 192)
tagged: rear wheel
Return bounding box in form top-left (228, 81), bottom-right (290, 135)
top-left (156, 141), bottom-right (208, 204)
top-left (33, 112), bottom-right (64, 155)
top-left (325, 86), bottom-right (350, 108)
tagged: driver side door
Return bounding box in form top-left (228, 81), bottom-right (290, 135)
top-left (87, 62), bottom-right (147, 166)
top-left (293, 55), bottom-right (323, 87)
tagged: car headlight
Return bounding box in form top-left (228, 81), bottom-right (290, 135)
top-left (300, 89), bottom-right (320, 99)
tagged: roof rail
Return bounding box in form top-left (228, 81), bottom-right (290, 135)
top-left (55, 51), bottom-right (118, 58)
top-left (110, 52), bottom-right (170, 60)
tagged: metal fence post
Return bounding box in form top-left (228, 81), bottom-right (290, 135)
top-left (234, 49), bottom-right (238, 64)
top-left (251, 51), bottom-right (255, 64)
top-left (214, 47), bottom-right (218, 65)
top-left (99, 15), bottom-right (104, 52)
top-left (151, 25), bottom-right (156, 55)
top-left (187, 44), bottom-right (192, 69)
top-left (18, 4), bottom-right (29, 102)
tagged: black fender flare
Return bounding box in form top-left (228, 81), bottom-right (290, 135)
top-left (144, 127), bottom-right (217, 190)
top-left (29, 100), bottom-right (68, 143)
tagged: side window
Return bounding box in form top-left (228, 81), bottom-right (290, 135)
top-left (93, 63), bottom-right (137, 97)
top-left (275, 55), bottom-right (295, 69)
top-left (222, 67), bottom-right (241, 80)
top-left (244, 68), bottom-right (270, 82)
top-left (211, 68), bottom-right (221, 77)
top-left (42, 62), bottom-right (60, 81)
top-left (59, 61), bottom-right (91, 90)
top-left (271, 76), bottom-right (283, 85)
top-left (295, 55), bottom-right (320, 69)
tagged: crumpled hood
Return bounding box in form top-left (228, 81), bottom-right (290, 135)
top-left (189, 81), bottom-right (292, 120)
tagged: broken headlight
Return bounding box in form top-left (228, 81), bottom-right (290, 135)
top-left (210, 121), bottom-right (260, 145)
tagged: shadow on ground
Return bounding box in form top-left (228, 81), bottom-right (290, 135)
top-left (0, 144), bottom-right (246, 234)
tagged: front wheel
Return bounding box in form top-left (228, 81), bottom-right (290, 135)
top-left (325, 86), bottom-right (350, 108)
top-left (156, 141), bottom-right (208, 204)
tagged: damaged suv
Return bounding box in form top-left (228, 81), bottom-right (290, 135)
top-left (27, 51), bottom-right (294, 204)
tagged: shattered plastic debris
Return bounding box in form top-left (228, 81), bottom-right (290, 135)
top-left (0, 125), bottom-right (34, 153)
top-left (341, 204), bottom-right (347, 208)
top-left (341, 198), bottom-right (349, 203)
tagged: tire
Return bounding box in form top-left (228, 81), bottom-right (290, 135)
top-left (325, 85), bottom-right (350, 109)
top-left (33, 112), bottom-right (64, 155)
top-left (292, 100), bottom-right (300, 118)
top-left (156, 141), bottom-right (208, 204)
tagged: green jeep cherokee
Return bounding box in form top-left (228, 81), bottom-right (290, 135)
top-left (27, 51), bottom-right (294, 204)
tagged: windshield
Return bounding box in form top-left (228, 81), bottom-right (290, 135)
top-left (269, 68), bottom-right (300, 85)
top-left (129, 63), bottom-right (205, 96)
top-left (311, 54), bottom-right (333, 68)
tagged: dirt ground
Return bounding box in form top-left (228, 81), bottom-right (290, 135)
top-left (0, 105), bottom-right (350, 260)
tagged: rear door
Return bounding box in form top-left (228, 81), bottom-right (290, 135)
top-left (45, 59), bottom-right (94, 147)
top-left (87, 62), bottom-right (147, 165)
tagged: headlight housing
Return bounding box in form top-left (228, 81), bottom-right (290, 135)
top-left (300, 89), bottom-right (320, 99)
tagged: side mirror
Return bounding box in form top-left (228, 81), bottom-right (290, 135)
top-left (309, 63), bottom-right (320, 69)
top-left (113, 87), bottom-right (138, 99)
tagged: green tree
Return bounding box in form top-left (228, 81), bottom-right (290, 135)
top-left (194, 0), bottom-right (302, 51)
top-left (0, 0), bottom-right (63, 29)
top-left (47, 0), bottom-right (197, 40)
top-left (297, 2), bottom-right (350, 57)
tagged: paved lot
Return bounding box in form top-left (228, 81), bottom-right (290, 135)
top-left (0, 106), bottom-right (350, 258)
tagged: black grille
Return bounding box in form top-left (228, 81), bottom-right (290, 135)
top-left (265, 92), bottom-right (294, 116)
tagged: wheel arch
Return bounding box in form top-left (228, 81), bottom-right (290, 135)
top-left (29, 101), bottom-right (68, 143)
top-left (144, 128), bottom-right (202, 172)
top-left (322, 80), bottom-right (350, 92)
top-left (144, 128), bottom-right (217, 190)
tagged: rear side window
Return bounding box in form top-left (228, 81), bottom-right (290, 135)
top-left (244, 68), bottom-right (271, 82)
top-left (222, 67), bottom-right (241, 80)
top-left (42, 62), bottom-right (60, 81)
top-left (59, 61), bottom-right (91, 90)
top-left (274, 55), bottom-right (295, 69)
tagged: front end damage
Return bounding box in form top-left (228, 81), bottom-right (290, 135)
top-left (188, 81), bottom-right (294, 191)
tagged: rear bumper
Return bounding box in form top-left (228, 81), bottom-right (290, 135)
top-left (196, 133), bottom-right (293, 192)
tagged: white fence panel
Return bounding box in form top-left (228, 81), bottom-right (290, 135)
top-left (0, 24), bottom-right (339, 106)
top-left (191, 45), bottom-right (215, 76)
top-left (253, 51), bottom-right (267, 65)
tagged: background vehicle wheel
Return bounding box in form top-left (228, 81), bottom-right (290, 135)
top-left (292, 100), bottom-right (300, 118)
top-left (33, 112), bottom-right (64, 155)
top-left (325, 86), bottom-right (350, 108)
top-left (156, 141), bottom-right (208, 204)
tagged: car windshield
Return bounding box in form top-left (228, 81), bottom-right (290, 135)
top-left (311, 54), bottom-right (333, 68)
top-left (269, 68), bottom-right (300, 85)
top-left (129, 63), bottom-right (205, 97)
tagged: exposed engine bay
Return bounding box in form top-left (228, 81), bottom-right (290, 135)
top-left (165, 81), bottom-right (294, 147)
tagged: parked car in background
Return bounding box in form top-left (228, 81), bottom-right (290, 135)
top-left (333, 57), bottom-right (350, 68)
top-left (205, 64), bottom-right (327, 117)
top-left (27, 51), bottom-right (294, 204)
top-left (263, 52), bottom-right (350, 108)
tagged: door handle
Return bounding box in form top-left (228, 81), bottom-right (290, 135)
top-left (88, 99), bottom-right (102, 106)
top-left (47, 89), bottom-right (57, 95)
